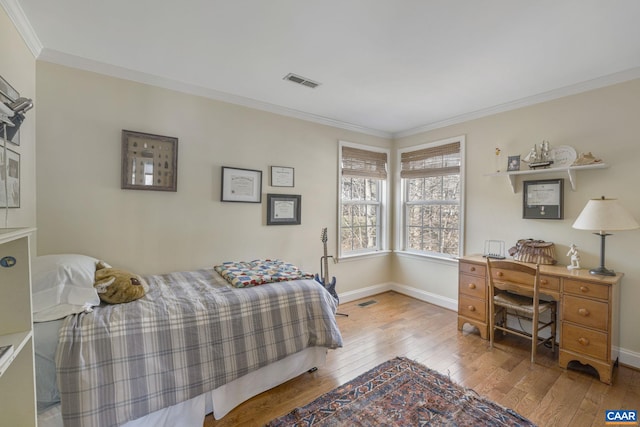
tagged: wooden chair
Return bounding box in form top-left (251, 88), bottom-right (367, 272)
top-left (487, 259), bottom-right (557, 363)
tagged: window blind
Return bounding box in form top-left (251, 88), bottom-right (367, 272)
top-left (400, 141), bottom-right (461, 179)
top-left (341, 146), bottom-right (388, 180)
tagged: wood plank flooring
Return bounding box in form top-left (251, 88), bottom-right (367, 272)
top-left (204, 291), bottom-right (639, 427)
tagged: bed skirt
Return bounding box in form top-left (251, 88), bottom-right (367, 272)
top-left (38, 347), bottom-right (327, 427)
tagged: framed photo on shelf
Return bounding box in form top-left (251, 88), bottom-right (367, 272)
top-left (523, 178), bottom-right (564, 219)
top-left (266, 194), bottom-right (301, 225)
top-left (270, 166), bottom-right (294, 187)
top-left (221, 166), bottom-right (262, 203)
top-left (0, 147), bottom-right (20, 208)
top-left (507, 155), bottom-right (521, 171)
top-left (121, 130), bottom-right (178, 192)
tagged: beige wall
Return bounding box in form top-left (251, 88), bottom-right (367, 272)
top-left (0, 7), bottom-right (36, 228)
top-left (394, 79), bottom-right (640, 365)
top-left (35, 61), bottom-right (392, 292)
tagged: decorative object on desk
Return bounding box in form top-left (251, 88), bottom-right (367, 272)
top-left (483, 240), bottom-right (506, 259)
top-left (523, 178), bottom-right (564, 219)
top-left (566, 244), bottom-right (581, 270)
top-left (270, 166), bottom-right (294, 187)
top-left (572, 196), bottom-right (639, 276)
top-left (572, 151), bottom-right (602, 166)
top-left (221, 166), bottom-right (262, 203)
top-left (507, 155), bottom-right (520, 171)
top-left (266, 357), bottom-right (536, 427)
top-left (266, 193), bottom-right (301, 225)
top-left (121, 130), bottom-right (178, 192)
top-left (549, 145), bottom-right (577, 168)
top-left (508, 238), bottom-right (557, 265)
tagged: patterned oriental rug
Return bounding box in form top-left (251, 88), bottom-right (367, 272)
top-left (266, 357), bottom-right (536, 427)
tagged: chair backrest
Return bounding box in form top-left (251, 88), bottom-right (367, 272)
top-left (487, 259), bottom-right (540, 301)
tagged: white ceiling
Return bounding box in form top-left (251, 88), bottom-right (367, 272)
top-left (4, 0), bottom-right (640, 137)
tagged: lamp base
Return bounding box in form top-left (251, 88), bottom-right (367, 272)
top-left (589, 266), bottom-right (616, 276)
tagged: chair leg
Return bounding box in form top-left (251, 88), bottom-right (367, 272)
top-left (551, 303), bottom-right (557, 354)
top-left (531, 307), bottom-right (539, 364)
top-left (489, 302), bottom-right (495, 349)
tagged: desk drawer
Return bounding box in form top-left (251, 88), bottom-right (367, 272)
top-left (459, 273), bottom-right (486, 299)
top-left (562, 323), bottom-right (608, 360)
top-left (540, 275), bottom-right (560, 292)
top-left (459, 262), bottom-right (486, 277)
top-left (564, 279), bottom-right (609, 300)
top-left (563, 295), bottom-right (608, 331)
top-left (458, 295), bottom-right (486, 321)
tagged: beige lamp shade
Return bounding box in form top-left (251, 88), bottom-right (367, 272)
top-left (572, 197), bottom-right (639, 232)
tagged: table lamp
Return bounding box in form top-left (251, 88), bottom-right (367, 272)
top-left (572, 196), bottom-right (639, 276)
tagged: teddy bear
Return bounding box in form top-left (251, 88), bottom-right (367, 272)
top-left (94, 261), bottom-right (148, 304)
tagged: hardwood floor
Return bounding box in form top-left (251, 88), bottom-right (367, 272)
top-left (204, 291), bottom-right (639, 427)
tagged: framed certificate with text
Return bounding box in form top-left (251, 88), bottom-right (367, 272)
top-left (270, 166), bottom-right (294, 187)
top-left (266, 194), bottom-right (301, 225)
top-left (523, 179), bottom-right (564, 219)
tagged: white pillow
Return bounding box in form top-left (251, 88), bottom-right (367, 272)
top-left (31, 254), bottom-right (101, 322)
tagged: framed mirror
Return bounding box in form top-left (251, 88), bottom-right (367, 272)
top-left (121, 130), bottom-right (178, 192)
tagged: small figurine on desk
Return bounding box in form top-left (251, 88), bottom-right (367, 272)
top-left (567, 244), bottom-right (581, 270)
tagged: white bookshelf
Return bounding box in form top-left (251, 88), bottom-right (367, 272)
top-left (0, 227), bottom-right (37, 426)
top-left (485, 163), bottom-right (609, 193)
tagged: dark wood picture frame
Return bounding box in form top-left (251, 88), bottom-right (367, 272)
top-left (121, 130), bottom-right (178, 191)
top-left (267, 194), bottom-right (301, 225)
top-left (221, 166), bottom-right (263, 203)
top-left (523, 178), bottom-right (564, 219)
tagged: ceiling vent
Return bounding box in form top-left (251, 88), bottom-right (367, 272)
top-left (283, 73), bottom-right (321, 89)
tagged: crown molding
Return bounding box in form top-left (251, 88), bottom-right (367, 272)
top-left (394, 67), bottom-right (640, 139)
top-left (0, 0), bottom-right (42, 58)
top-left (37, 48), bottom-right (392, 139)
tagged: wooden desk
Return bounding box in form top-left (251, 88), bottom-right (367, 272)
top-left (457, 255), bottom-right (622, 384)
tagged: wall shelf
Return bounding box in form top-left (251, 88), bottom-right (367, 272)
top-left (485, 163), bottom-right (609, 193)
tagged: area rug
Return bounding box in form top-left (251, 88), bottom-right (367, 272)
top-left (265, 357), bottom-right (536, 426)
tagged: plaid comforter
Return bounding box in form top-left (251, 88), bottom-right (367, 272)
top-left (56, 269), bottom-right (343, 427)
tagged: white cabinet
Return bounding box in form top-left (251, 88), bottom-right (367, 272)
top-left (0, 228), bottom-right (37, 426)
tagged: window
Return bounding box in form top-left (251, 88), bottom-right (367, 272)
top-left (399, 136), bottom-right (464, 258)
top-left (339, 142), bottom-right (389, 257)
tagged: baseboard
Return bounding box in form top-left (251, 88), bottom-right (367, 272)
top-left (338, 282), bottom-right (640, 371)
top-left (618, 347), bottom-right (640, 370)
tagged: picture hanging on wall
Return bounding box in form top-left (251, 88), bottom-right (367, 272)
top-left (121, 130), bottom-right (178, 192)
top-left (267, 194), bottom-right (301, 225)
top-left (221, 166), bottom-right (262, 203)
top-left (0, 147), bottom-right (20, 208)
top-left (523, 178), bottom-right (564, 219)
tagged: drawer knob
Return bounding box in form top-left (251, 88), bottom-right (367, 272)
top-left (578, 308), bottom-right (590, 317)
top-left (470, 266), bottom-right (476, 272)
top-left (541, 279), bottom-right (548, 285)
top-left (468, 305), bottom-right (475, 312)
top-left (579, 286), bottom-right (589, 293)
top-left (468, 283), bottom-right (476, 290)
top-left (497, 271), bottom-right (504, 277)
top-left (578, 337), bottom-right (590, 346)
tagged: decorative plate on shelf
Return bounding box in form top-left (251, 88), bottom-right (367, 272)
top-left (550, 145), bottom-right (577, 168)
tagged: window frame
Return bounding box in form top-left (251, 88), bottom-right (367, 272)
top-left (396, 135), bottom-right (466, 260)
top-left (338, 141), bottom-right (390, 259)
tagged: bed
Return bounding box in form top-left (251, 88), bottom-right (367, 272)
top-left (31, 255), bottom-right (343, 427)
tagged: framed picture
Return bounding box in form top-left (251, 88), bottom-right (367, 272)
top-left (270, 166), bottom-right (294, 187)
top-left (0, 147), bottom-right (20, 208)
top-left (523, 179), bottom-right (564, 219)
top-left (121, 130), bottom-right (178, 191)
top-left (507, 155), bottom-right (521, 171)
top-left (221, 166), bottom-right (262, 203)
top-left (267, 194), bottom-right (301, 225)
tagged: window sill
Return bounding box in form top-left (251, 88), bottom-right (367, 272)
top-left (338, 250), bottom-right (391, 262)
top-left (393, 250), bottom-right (459, 265)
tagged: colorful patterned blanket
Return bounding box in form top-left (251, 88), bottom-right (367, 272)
top-left (214, 259), bottom-right (315, 288)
